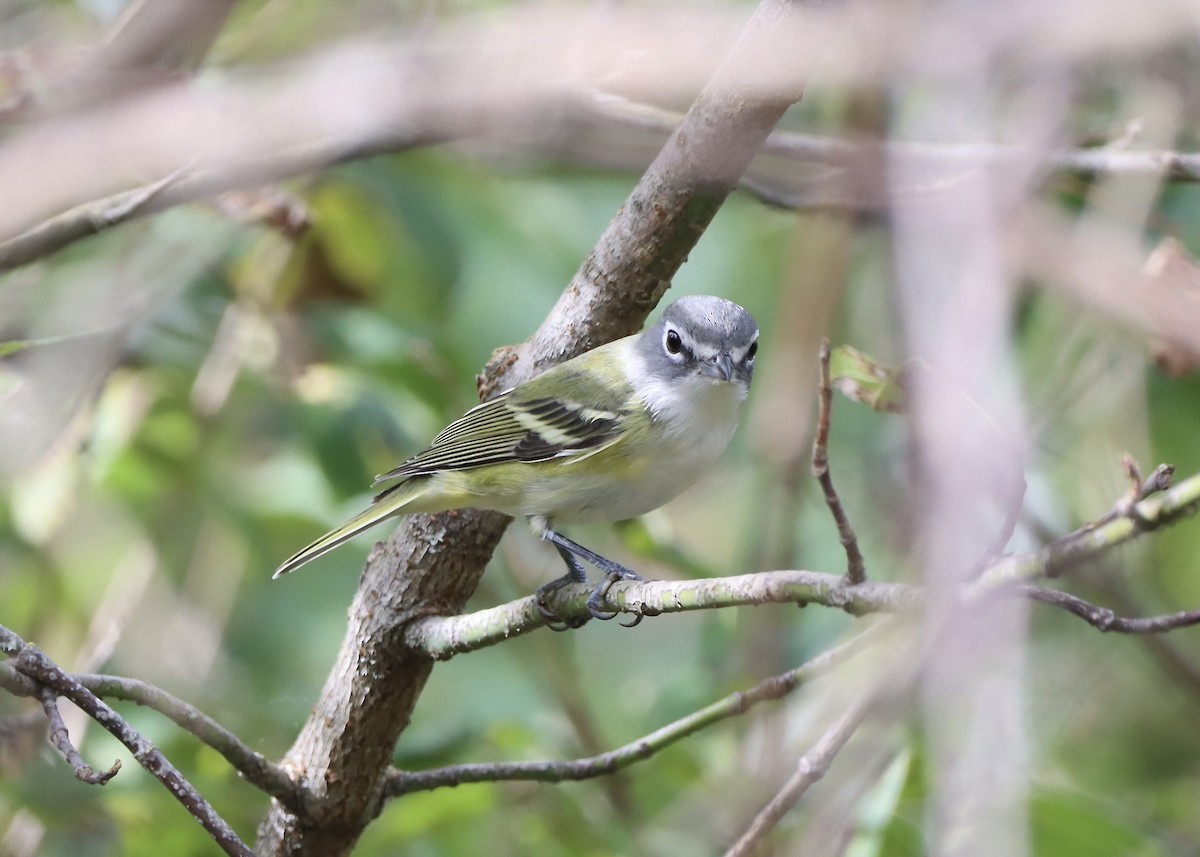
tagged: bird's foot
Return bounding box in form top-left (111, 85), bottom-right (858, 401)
top-left (586, 568), bottom-right (644, 627)
top-left (539, 526), bottom-right (648, 629)
top-left (534, 576), bottom-right (590, 632)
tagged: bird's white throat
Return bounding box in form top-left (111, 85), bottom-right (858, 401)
top-left (625, 339), bottom-right (748, 441)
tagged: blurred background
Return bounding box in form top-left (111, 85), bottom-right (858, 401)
top-left (3, 0), bottom-right (1200, 855)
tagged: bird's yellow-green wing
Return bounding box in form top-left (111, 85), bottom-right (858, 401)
top-left (274, 344), bottom-right (636, 578)
top-left (373, 361), bottom-right (632, 487)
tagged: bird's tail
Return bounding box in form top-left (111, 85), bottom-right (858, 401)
top-left (272, 480), bottom-right (427, 578)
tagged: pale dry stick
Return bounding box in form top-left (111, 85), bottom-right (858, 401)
top-left (811, 337), bottom-right (867, 583)
top-left (8, 88), bottom-right (1200, 273)
top-left (0, 626), bottom-right (254, 857)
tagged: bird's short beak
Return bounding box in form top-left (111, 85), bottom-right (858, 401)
top-left (701, 352), bottom-right (733, 382)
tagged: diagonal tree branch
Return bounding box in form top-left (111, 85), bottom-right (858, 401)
top-left (974, 467), bottom-right (1199, 589)
top-left (386, 621), bottom-right (887, 797)
top-left (0, 626), bottom-right (253, 857)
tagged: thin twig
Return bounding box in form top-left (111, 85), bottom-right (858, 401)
top-left (1020, 587), bottom-right (1200, 633)
top-left (0, 663), bottom-right (303, 811)
top-left (1039, 459), bottom-right (1174, 578)
top-left (1097, 576), bottom-right (1200, 697)
top-left (38, 687), bottom-right (121, 785)
top-left (387, 622), bottom-right (887, 797)
top-left (82, 672), bottom-right (304, 809)
top-left (724, 692), bottom-right (876, 857)
top-left (811, 338), bottom-right (867, 584)
top-left (1116, 458), bottom-right (1175, 521)
top-left (976, 465), bottom-right (1195, 589)
top-left (0, 626), bottom-right (254, 857)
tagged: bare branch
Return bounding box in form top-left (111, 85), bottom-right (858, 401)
top-left (387, 622), bottom-right (886, 796)
top-left (584, 98), bottom-right (1200, 182)
top-left (407, 572), bottom-right (914, 658)
top-left (1020, 587), bottom-right (1200, 634)
top-left (811, 338), bottom-right (867, 583)
top-left (0, 128), bottom-right (435, 272)
top-left (9, 66), bottom-right (1200, 272)
top-left (83, 673), bottom-right (304, 809)
top-left (976, 467), bottom-right (1199, 589)
top-left (38, 687), bottom-right (121, 786)
top-left (0, 661), bottom-right (303, 810)
top-left (0, 626), bottom-right (254, 857)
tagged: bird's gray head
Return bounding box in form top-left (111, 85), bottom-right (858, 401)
top-left (638, 295), bottom-right (759, 391)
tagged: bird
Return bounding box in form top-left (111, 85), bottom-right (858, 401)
top-left (274, 294), bottom-right (759, 626)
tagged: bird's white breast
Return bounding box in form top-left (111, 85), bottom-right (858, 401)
top-left (544, 338), bottom-right (747, 524)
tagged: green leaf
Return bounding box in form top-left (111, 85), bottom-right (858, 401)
top-left (829, 344), bottom-right (907, 413)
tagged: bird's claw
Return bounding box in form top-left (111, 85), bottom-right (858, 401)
top-left (585, 571), bottom-right (644, 626)
top-left (534, 581), bottom-right (590, 631)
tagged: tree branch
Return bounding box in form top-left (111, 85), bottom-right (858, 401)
top-left (9, 27), bottom-right (1200, 273)
top-left (407, 572), bottom-right (914, 658)
top-left (0, 662), bottom-right (305, 811)
top-left (975, 467), bottom-right (1198, 588)
top-left (581, 97), bottom-right (1200, 182)
top-left (3, 461), bottom-right (1197, 846)
top-left (403, 468), bottom-right (1200, 655)
top-left (387, 621), bottom-right (886, 796)
top-left (1020, 587), bottom-right (1200, 633)
top-left (0, 626), bottom-right (254, 857)
top-left (37, 686), bottom-right (121, 786)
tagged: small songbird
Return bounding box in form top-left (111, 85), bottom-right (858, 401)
top-left (274, 295), bottom-right (759, 624)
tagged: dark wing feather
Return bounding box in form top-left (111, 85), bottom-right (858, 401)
top-left (373, 370), bottom-right (627, 487)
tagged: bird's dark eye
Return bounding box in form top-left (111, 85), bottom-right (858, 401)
top-left (665, 329), bottom-right (683, 355)
top-left (747, 340), bottom-right (758, 360)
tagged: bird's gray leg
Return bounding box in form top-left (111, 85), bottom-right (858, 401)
top-left (538, 527), bottom-right (643, 626)
top-left (534, 546), bottom-right (591, 631)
